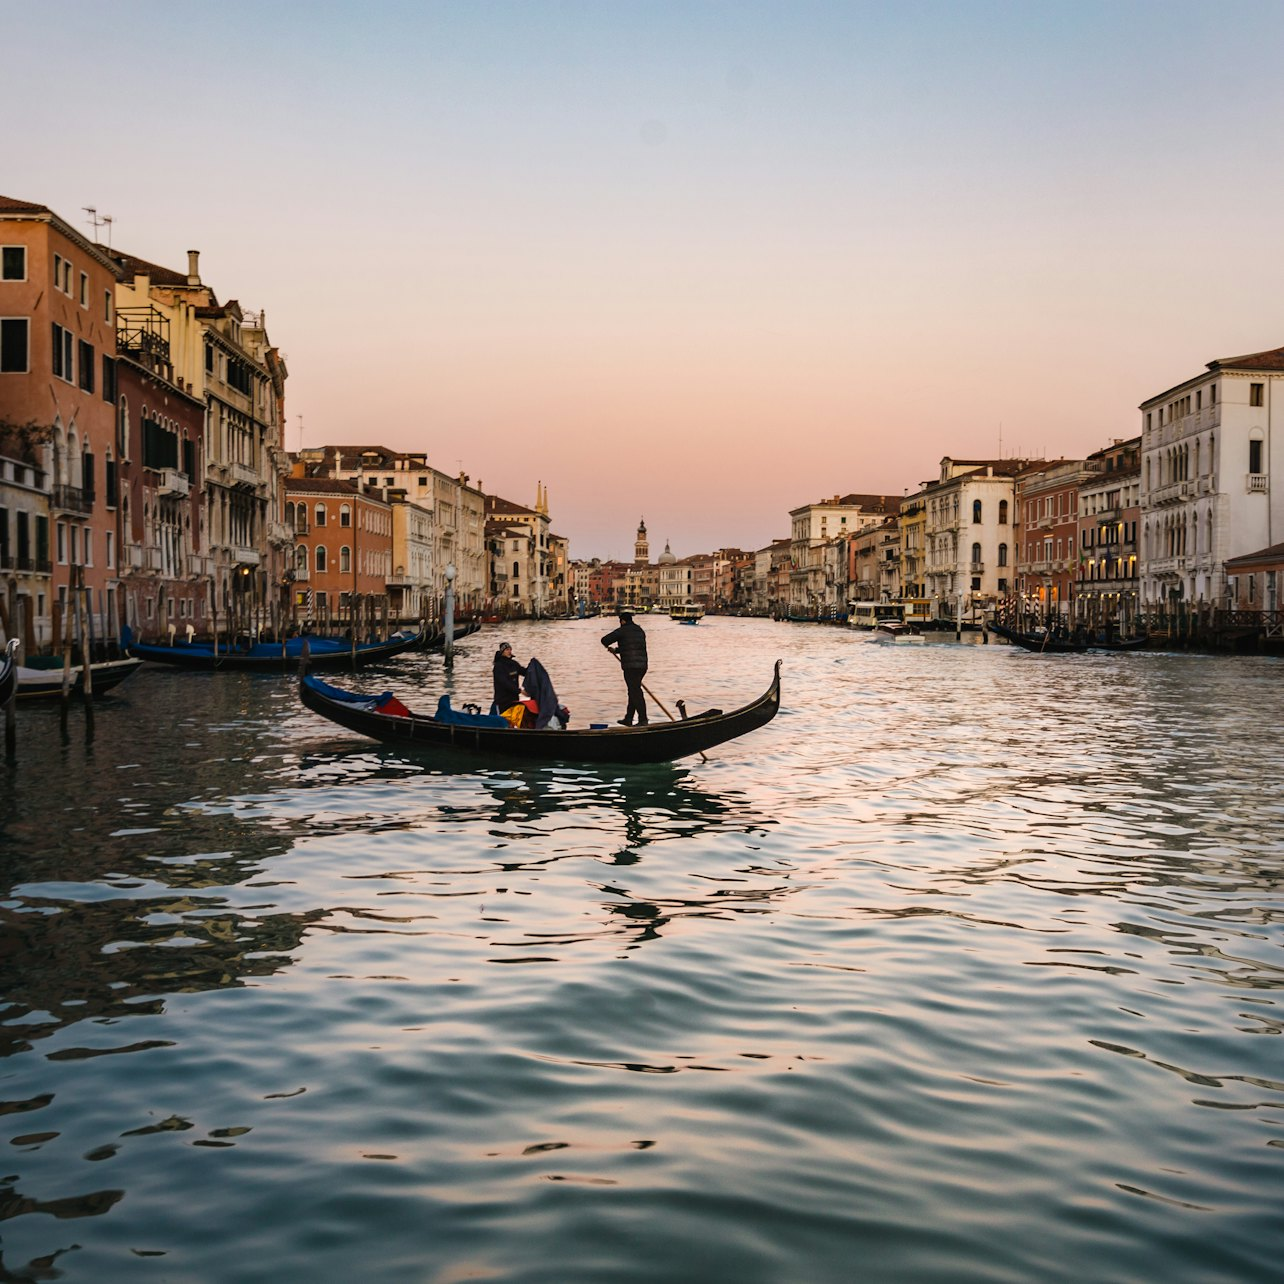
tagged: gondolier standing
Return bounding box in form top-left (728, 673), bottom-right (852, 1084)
top-left (601, 611), bottom-right (648, 725)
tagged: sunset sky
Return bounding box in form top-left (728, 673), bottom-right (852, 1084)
top-left (9, 1), bottom-right (1284, 559)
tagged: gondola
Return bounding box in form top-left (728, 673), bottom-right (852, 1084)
top-left (0, 639), bottom-right (16, 707)
top-left (1091, 633), bottom-right (1150, 652)
top-left (124, 624), bottom-right (426, 672)
top-left (14, 655), bottom-right (143, 699)
top-left (298, 660), bottom-right (783, 765)
top-left (994, 626), bottom-right (1088, 654)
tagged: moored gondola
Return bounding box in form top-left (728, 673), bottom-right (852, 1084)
top-left (298, 660), bottom-right (783, 764)
top-left (125, 624), bottom-right (426, 672)
top-left (15, 655), bottom-right (144, 699)
top-left (0, 639), bottom-right (16, 708)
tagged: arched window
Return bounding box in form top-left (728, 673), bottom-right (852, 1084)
top-left (117, 396), bottom-right (129, 456)
top-left (340, 503), bottom-right (352, 528)
top-left (315, 545), bottom-right (327, 573)
top-left (295, 544), bottom-right (308, 574)
top-left (285, 502), bottom-right (295, 529)
top-left (997, 543), bottom-right (1008, 567)
top-left (339, 545), bottom-right (351, 573)
top-left (972, 500), bottom-right (982, 524)
top-left (971, 542), bottom-right (982, 565)
top-left (315, 503), bottom-right (326, 527)
top-left (998, 499), bottom-right (1008, 525)
top-left (67, 428), bottom-right (81, 491)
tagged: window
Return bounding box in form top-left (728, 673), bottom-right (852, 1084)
top-left (998, 499), bottom-right (1008, 525)
top-left (1250, 383), bottom-right (1264, 407)
top-left (0, 318), bottom-right (29, 372)
top-left (106, 530), bottom-right (114, 569)
top-left (972, 500), bottom-right (982, 523)
top-left (315, 504), bottom-right (326, 527)
top-left (296, 545), bottom-right (309, 575)
top-left (1249, 439), bottom-right (1263, 474)
top-left (971, 542), bottom-right (982, 565)
top-left (997, 543), bottom-right (1008, 567)
top-left (339, 546), bottom-right (351, 573)
top-left (315, 546), bottom-right (327, 572)
top-left (104, 289), bottom-right (112, 323)
top-left (78, 339), bottom-right (95, 392)
top-left (79, 272), bottom-right (88, 307)
top-left (340, 504), bottom-right (351, 527)
top-left (1, 246), bottom-right (25, 280)
top-left (101, 354), bottom-right (116, 402)
top-left (1211, 384), bottom-right (1217, 405)
top-left (51, 323), bottom-right (73, 381)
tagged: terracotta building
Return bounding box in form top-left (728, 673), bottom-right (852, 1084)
top-left (0, 196), bottom-right (123, 648)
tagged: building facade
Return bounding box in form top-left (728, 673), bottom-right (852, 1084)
top-left (1139, 345), bottom-right (1284, 609)
top-left (922, 459), bottom-right (1025, 621)
top-left (1074, 437), bottom-right (1140, 629)
top-left (283, 476), bottom-right (392, 628)
top-left (1, 196), bottom-right (123, 648)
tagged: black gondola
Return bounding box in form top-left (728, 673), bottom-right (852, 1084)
top-left (298, 660), bottom-right (783, 765)
top-left (0, 639), bottom-right (16, 707)
top-left (990, 620), bottom-right (1148, 654)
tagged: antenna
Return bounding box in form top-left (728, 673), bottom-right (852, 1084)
top-left (83, 206), bottom-right (114, 246)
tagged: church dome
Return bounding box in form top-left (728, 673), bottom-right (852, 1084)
top-left (659, 540), bottom-right (676, 565)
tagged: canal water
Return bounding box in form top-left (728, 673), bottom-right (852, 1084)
top-left (1, 618), bottom-right (1281, 1283)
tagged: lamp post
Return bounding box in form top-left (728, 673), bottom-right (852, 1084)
top-left (444, 562), bottom-right (456, 666)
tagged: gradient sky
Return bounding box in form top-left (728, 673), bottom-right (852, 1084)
top-left (8, 1), bottom-right (1284, 559)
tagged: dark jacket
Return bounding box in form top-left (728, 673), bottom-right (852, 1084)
top-left (522, 657), bottom-right (564, 730)
top-left (492, 650), bottom-right (526, 710)
top-left (601, 619), bottom-right (648, 669)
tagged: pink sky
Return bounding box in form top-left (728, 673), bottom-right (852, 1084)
top-left (9, 2), bottom-right (1284, 559)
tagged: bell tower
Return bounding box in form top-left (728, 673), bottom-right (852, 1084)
top-left (634, 518), bottom-right (649, 566)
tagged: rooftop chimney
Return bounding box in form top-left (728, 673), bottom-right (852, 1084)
top-left (187, 250), bottom-right (201, 286)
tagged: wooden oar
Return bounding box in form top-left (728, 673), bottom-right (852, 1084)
top-left (612, 651), bottom-right (708, 762)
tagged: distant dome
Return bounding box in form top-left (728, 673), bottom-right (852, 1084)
top-left (659, 540), bottom-right (676, 565)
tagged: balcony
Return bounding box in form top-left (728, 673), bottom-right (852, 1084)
top-left (1247, 473), bottom-right (1268, 494)
top-left (52, 484), bottom-right (93, 514)
top-left (145, 547), bottom-right (164, 572)
top-left (970, 561), bottom-right (984, 573)
top-left (157, 468), bottom-right (190, 497)
top-left (229, 461), bottom-right (260, 489)
top-left (266, 519), bottom-right (293, 545)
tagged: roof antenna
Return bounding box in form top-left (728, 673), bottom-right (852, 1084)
top-left (83, 206), bottom-right (113, 246)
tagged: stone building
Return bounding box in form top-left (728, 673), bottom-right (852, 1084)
top-left (1139, 344), bottom-right (1284, 609)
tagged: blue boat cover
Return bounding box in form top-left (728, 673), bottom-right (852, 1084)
top-left (434, 695), bottom-right (510, 728)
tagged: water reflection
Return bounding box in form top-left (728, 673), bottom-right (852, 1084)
top-left (3, 636), bottom-right (1283, 1284)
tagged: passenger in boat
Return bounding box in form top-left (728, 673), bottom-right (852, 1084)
top-left (492, 642), bottom-right (526, 712)
top-left (522, 657), bottom-right (569, 729)
top-left (600, 611), bottom-right (648, 726)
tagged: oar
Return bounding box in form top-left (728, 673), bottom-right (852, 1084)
top-left (612, 652), bottom-right (708, 762)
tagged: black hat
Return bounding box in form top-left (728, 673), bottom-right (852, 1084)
top-left (617, 611), bottom-right (633, 622)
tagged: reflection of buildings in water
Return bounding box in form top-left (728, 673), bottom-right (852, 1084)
top-left (0, 892), bottom-right (323, 1060)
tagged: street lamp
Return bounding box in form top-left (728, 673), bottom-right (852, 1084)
top-left (444, 562), bottom-right (457, 665)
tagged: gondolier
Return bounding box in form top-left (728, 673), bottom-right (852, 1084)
top-left (600, 610), bottom-right (648, 726)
